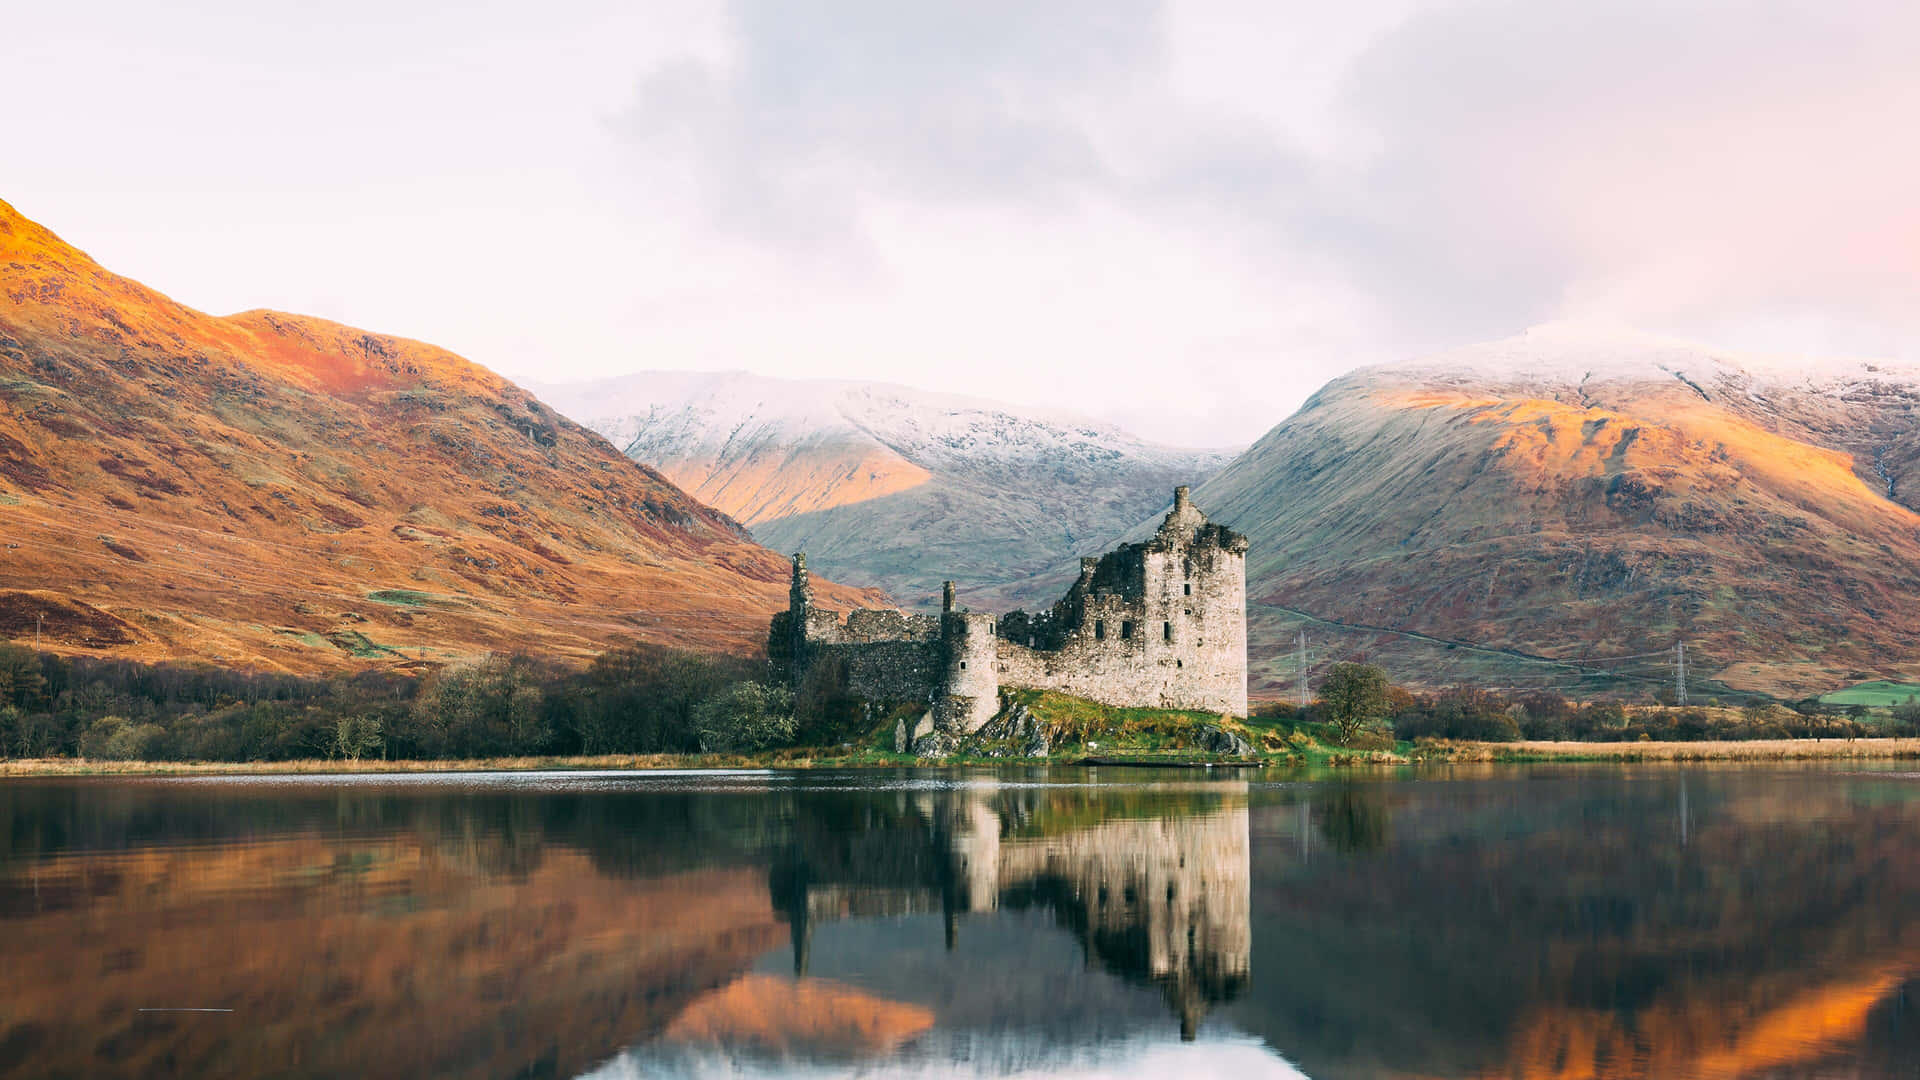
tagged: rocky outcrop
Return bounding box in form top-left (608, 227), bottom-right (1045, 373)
top-left (1194, 725), bottom-right (1252, 756)
top-left (910, 730), bottom-right (958, 758)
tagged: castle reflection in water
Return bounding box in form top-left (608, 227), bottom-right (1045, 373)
top-left (769, 780), bottom-right (1252, 1040)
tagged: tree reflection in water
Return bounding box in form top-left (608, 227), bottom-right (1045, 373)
top-left (1313, 782), bottom-right (1391, 855)
top-left (6, 767), bottom-right (1920, 1078)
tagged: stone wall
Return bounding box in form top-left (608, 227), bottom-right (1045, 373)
top-left (812, 638), bottom-right (943, 703)
top-left (994, 487), bottom-right (1247, 715)
top-left (775, 487), bottom-right (1249, 730)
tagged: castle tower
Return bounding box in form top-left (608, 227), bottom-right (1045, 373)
top-left (769, 553), bottom-right (816, 686)
top-left (789, 553), bottom-right (814, 612)
top-left (934, 593), bottom-right (999, 734)
top-left (1161, 484), bottom-right (1208, 537)
top-left (1143, 487), bottom-right (1248, 716)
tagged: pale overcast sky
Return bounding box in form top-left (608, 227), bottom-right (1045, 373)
top-left (6, 0), bottom-right (1917, 444)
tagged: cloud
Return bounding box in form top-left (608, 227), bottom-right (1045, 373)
top-left (1323, 0), bottom-right (1920, 344)
top-left (611, 1), bottom-right (1158, 261)
top-left (600, 1), bottom-right (1402, 441)
top-left (11, 0), bottom-right (1914, 446)
top-left (607, 0), bottom-right (1920, 433)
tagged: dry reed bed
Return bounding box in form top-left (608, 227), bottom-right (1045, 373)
top-left (0, 754), bottom-right (764, 777)
top-left (1429, 737), bottom-right (1920, 762)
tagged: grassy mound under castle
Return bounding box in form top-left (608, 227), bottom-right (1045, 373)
top-left (848, 689), bottom-right (1382, 766)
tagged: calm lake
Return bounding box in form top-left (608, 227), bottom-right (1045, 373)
top-left (3, 764), bottom-right (1918, 1078)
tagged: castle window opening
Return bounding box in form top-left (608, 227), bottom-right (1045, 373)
top-left (1184, 609), bottom-right (1192, 616)
top-left (1094, 620), bottom-right (1105, 640)
top-left (959, 661), bottom-right (967, 670)
top-left (1163, 621), bottom-right (1172, 642)
top-left (1184, 583), bottom-right (1191, 596)
top-left (1121, 620), bottom-right (1134, 640)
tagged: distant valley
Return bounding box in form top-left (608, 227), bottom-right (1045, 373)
top-left (531, 372), bottom-right (1235, 612)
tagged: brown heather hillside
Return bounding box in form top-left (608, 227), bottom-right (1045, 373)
top-left (1192, 325), bottom-right (1920, 699)
top-left (0, 833), bottom-right (791, 1079)
top-left (0, 198), bottom-right (880, 672)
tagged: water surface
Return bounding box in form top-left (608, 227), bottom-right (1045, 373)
top-left (3, 764), bottom-right (1918, 1078)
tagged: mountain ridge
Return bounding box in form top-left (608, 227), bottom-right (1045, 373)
top-left (531, 370), bottom-right (1237, 611)
top-left (1175, 327), bottom-right (1920, 698)
top-left (0, 197), bottom-right (881, 671)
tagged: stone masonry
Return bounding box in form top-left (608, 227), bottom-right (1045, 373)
top-left (770, 487), bottom-right (1249, 732)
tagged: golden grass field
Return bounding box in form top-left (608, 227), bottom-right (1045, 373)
top-left (1421, 737), bottom-right (1920, 762)
top-left (0, 754), bottom-right (760, 777)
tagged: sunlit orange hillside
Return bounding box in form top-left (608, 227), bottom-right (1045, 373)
top-left (1191, 323), bottom-right (1920, 698)
top-left (0, 198), bottom-right (881, 672)
top-left (0, 832), bottom-right (788, 1079)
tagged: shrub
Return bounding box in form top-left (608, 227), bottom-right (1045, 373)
top-left (0, 643), bottom-right (47, 709)
top-left (1253, 701), bottom-right (1306, 724)
top-left (1394, 687), bottom-right (1521, 742)
top-left (1517, 711), bottom-right (1569, 740)
top-left (78, 716), bottom-right (166, 761)
top-left (1342, 725), bottom-right (1398, 752)
top-left (409, 654), bottom-right (548, 757)
top-left (564, 643), bottom-right (759, 755)
top-left (1890, 696), bottom-right (1920, 736)
top-left (692, 681), bottom-right (797, 753)
top-left (331, 714), bottom-right (385, 761)
top-left (1573, 702), bottom-right (1629, 739)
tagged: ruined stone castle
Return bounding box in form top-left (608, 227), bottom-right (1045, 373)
top-left (769, 487), bottom-right (1248, 731)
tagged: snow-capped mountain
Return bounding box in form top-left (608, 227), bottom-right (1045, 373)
top-left (1163, 324), bottom-right (1920, 698)
top-left (529, 371), bottom-right (1237, 610)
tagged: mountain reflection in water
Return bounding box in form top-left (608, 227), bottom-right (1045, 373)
top-left (2, 766), bottom-right (1920, 1078)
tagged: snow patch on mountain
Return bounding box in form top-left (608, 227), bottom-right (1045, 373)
top-left (530, 370), bottom-right (1229, 479)
top-left (527, 370), bottom-right (1238, 610)
top-left (1378, 322), bottom-right (1920, 401)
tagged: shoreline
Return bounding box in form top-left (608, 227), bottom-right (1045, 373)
top-left (1421, 737), bottom-right (1920, 763)
top-left (7, 735), bottom-right (1920, 776)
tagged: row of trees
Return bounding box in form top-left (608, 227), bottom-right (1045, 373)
top-left (5, 641), bottom-right (1908, 761)
top-left (0, 641), bottom-right (802, 763)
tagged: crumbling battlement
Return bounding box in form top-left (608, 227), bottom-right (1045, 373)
top-left (770, 487), bottom-right (1248, 734)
